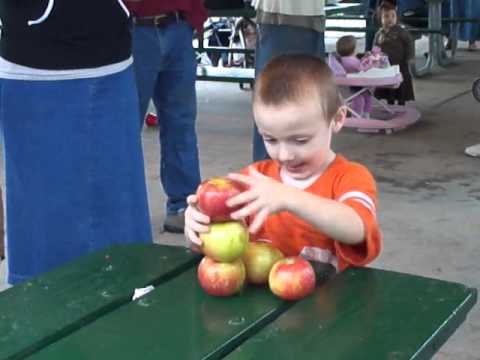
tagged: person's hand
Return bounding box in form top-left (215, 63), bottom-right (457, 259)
top-left (184, 194), bottom-right (210, 252)
top-left (226, 167), bottom-right (290, 234)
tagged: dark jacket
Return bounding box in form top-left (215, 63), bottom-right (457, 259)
top-left (374, 24), bottom-right (415, 103)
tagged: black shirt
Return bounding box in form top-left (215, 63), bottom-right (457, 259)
top-left (0, 0), bottom-right (131, 70)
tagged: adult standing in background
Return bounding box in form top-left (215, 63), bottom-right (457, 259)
top-left (451, 0), bottom-right (480, 51)
top-left (125, 0), bottom-right (207, 233)
top-left (251, 0), bottom-right (326, 161)
top-left (0, 0), bottom-right (152, 284)
top-left (364, 0), bottom-right (379, 51)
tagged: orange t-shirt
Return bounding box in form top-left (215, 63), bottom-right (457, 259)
top-left (241, 155), bottom-right (382, 271)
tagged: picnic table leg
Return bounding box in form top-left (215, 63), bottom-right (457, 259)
top-left (434, 0), bottom-right (457, 67)
top-left (411, 0), bottom-right (457, 78)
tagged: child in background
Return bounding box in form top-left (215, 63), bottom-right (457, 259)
top-left (185, 55), bottom-right (382, 271)
top-left (229, 18), bottom-right (257, 68)
top-left (374, 1), bottom-right (415, 105)
top-left (336, 35), bottom-right (374, 118)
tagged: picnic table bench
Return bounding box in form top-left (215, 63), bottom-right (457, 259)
top-left (196, 3), bottom-right (363, 85)
top-left (0, 243), bottom-right (476, 360)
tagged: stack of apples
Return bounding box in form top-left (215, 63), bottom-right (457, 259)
top-left (196, 177), bottom-right (316, 301)
top-left (196, 177), bottom-right (249, 297)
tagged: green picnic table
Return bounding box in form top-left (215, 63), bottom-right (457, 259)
top-left (0, 244), bottom-right (476, 360)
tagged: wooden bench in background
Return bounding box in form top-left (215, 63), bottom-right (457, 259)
top-left (196, 66), bottom-right (255, 87)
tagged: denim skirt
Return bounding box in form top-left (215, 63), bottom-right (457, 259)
top-left (0, 66), bottom-right (152, 284)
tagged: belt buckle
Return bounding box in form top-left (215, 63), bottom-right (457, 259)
top-left (153, 14), bottom-right (167, 26)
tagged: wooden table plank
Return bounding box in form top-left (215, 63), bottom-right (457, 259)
top-left (225, 267), bottom-right (477, 360)
top-left (0, 244), bottom-right (200, 360)
top-left (28, 268), bottom-right (289, 360)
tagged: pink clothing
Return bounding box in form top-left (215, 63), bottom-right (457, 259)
top-left (340, 55), bottom-right (362, 74)
top-left (339, 56), bottom-right (373, 116)
top-left (351, 92), bottom-right (373, 116)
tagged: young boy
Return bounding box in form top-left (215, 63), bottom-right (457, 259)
top-left (185, 54), bottom-right (382, 271)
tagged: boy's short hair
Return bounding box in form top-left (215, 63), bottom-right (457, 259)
top-left (336, 35), bottom-right (357, 57)
top-left (253, 54), bottom-right (343, 123)
top-left (377, 0), bottom-right (396, 14)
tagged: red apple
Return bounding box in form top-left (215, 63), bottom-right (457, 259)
top-left (145, 112), bottom-right (158, 127)
top-left (243, 242), bottom-right (284, 285)
top-left (200, 221), bottom-right (249, 263)
top-left (197, 256), bottom-right (246, 297)
top-left (269, 257), bottom-right (316, 301)
top-left (196, 177), bottom-right (244, 222)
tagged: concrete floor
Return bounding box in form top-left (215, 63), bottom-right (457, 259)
top-left (1, 37), bottom-right (479, 359)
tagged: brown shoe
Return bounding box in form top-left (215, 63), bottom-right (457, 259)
top-left (163, 210), bottom-right (186, 234)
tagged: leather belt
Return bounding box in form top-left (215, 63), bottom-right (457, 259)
top-left (133, 12), bottom-right (182, 27)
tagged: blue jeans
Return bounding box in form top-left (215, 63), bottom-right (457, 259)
top-left (253, 24), bottom-right (326, 161)
top-left (132, 21), bottom-right (201, 214)
top-left (449, 0), bottom-right (480, 41)
top-left (0, 66), bottom-right (153, 284)
top-left (364, 0), bottom-right (379, 51)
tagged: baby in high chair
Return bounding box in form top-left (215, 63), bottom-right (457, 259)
top-left (336, 35), bottom-right (373, 118)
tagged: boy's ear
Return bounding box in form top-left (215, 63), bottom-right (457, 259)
top-left (331, 106), bottom-right (347, 133)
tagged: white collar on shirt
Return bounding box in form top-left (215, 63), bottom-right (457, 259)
top-left (279, 167), bottom-right (321, 190)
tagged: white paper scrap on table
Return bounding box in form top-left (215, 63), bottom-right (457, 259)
top-left (132, 285), bottom-right (155, 301)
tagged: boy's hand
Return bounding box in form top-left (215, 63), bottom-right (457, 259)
top-left (227, 167), bottom-right (289, 234)
top-left (184, 194), bottom-right (210, 252)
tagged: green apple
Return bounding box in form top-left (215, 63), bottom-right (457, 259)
top-left (243, 242), bottom-right (284, 285)
top-left (200, 222), bottom-right (249, 263)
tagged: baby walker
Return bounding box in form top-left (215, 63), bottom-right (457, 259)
top-left (328, 51), bottom-right (421, 134)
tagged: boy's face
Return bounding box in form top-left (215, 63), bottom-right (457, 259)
top-left (381, 9), bottom-right (397, 29)
top-left (254, 97), bottom-right (343, 180)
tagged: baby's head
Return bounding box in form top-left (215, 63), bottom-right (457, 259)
top-left (236, 18), bottom-right (256, 49)
top-left (253, 54), bottom-right (345, 179)
top-left (336, 35), bottom-right (357, 57)
top-left (378, 1), bottom-right (397, 29)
